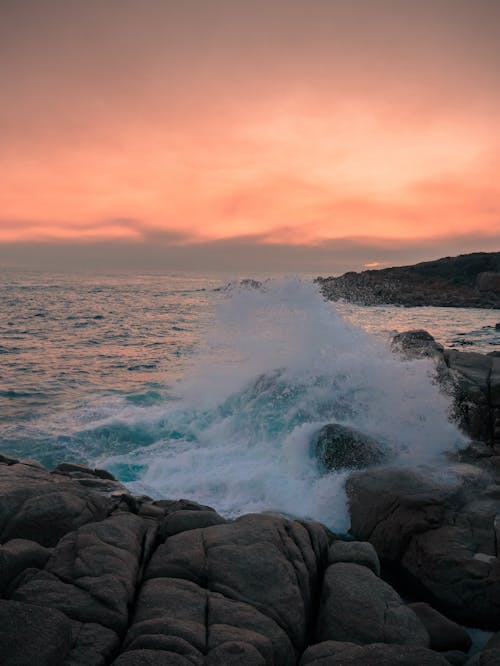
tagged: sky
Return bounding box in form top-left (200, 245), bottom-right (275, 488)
top-left (1, 0), bottom-right (499, 273)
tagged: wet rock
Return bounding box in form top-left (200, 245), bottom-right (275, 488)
top-left (314, 423), bottom-right (388, 471)
top-left (300, 640), bottom-right (451, 665)
top-left (0, 452), bottom-right (19, 465)
top-left (387, 334), bottom-right (500, 447)
top-left (453, 441), bottom-right (494, 463)
top-left (314, 562), bottom-right (429, 646)
top-left (0, 599), bottom-right (72, 665)
top-left (392, 330), bottom-right (444, 359)
top-left (327, 540), bottom-right (380, 576)
top-left (407, 602), bottom-right (472, 653)
top-left (444, 350), bottom-right (494, 444)
top-left (52, 461), bottom-right (117, 481)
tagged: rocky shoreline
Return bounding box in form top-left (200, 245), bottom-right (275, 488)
top-left (316, 252), bottom-right (500, 308)
top-left (2, 334), bottom-right (500, 665)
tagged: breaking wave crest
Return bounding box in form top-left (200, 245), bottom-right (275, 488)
top-left (86, 279), bottom-right (464, 530)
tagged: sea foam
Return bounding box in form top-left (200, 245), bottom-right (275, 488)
top-left (96, 279), bottom-right (464, 531)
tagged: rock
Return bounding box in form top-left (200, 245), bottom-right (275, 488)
top-left (442, 651), bottom-right (469, 666)
top-left (0, 538), bottom-right (52, 593)
top-left (485, 631), bottom-right (500, 650)
top-left (476, 272), bottom-right (500, 293)
top-left (328, 540), bottom-right (380, 576)
top-left (52, 461), bottom-right (117, 481)
top-left (11, 512), bottom-right (155, 662)
top-left (316, 252), bottom-right (500, 308)
top-left (346, 468), bottom-right (456, 561)
top-left (391, 330), bottom-right (444, 359)
top-left (0, 599), bottom-right (72, 665)
top-left (314, 424), bottom-right (388, 471)
top-left (407, 602), bottom-right (472, 653)
top-left (67, 621), bottom-right (120, 666)
top-left (464, 649), bottom-right (500, 666)
top-left (453, 441), bottom-right (494, 463)
top-left (300, 640), bottom-right (451, 665)
top-left (0, 452), bottom-right (19, 465)
top-left (314, 562), bottom-right (429, 646)
top-left (444, 351), bottom-right (493, 444)
top-left (115, 514), bottom-right (329, 664)
top-left (113, 650), bottom-right (195, 665)
top-left (346, 467), bottom-right (500, 628)
top-left (0, 461), bottom-right (112, 546)
top-left (160, 509), bottom-right (226, 539)
top-left (153, 498), bottom-right (217, 513)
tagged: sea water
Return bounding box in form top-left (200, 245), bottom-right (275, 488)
top-left (1, 269), bottom-right (498, 530)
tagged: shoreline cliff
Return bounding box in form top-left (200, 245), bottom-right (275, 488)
top-left (317, 252), bottom-right (500, 309)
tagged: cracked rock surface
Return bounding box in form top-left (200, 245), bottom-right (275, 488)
top-left (0, 455), bottom-right (480, 665)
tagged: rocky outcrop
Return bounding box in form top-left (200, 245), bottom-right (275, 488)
top-left (314, 562), bottom-right (428, 646)
top-left (1, 454), bottom-right (478, 665)
top-left (317, 252), bottom-right (500, 308)
top-left (391, 329), bottom-right (445, 359)
top-left (444, 349), bottom-right (500, 447)
top-left (391, 330), bottom-right (500, 447)
top-left (313, 423), bottom-right (388, 471)
top-left (346, 465), bottom-right (500, 629)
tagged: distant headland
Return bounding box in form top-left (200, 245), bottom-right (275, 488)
top-left (317, 251), bottom-right (500, 308)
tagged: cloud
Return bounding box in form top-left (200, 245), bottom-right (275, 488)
top-left (1, 230), bottom-right (498, 275)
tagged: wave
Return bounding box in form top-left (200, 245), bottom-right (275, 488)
top-left (79, 279), bottom-right (465, 531)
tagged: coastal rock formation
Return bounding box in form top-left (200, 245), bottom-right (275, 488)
top-left (0, 455), bottom-right (479, 666)
top-left (313, 423), bottom-right (388, 471)
top-left (346, 465), bottom-right (500, 629)
top-left (317, 252), bottom-right (500, 308)
top-left (391, 330), bottom-right (500, 447)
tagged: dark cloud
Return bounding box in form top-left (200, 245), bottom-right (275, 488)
top-left (1, 232), bottom-right (498, 276)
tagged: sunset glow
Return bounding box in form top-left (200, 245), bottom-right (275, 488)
top-left (1, 0), bottom-right (499, 270)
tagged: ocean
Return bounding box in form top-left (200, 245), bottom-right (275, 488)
top-left (1, 269), bottom-right (499, 531)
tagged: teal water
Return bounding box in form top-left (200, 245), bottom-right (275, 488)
top-left (1, 269), bottom-right (497, 529)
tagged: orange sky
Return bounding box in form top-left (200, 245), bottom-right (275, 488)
top-left (1, 0), bottom-right (499, 270)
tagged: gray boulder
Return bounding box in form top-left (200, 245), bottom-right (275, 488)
top-left (391, 330), bottom-right (444, 359)
top-left (407, 602), bottom-right (471, 653)
top-left (160, 509), bottom-right (226, 539)
top-left (328, 540), bottom-right (380, 576)
top-left (465, 649), bottom-right (500, 666)
top-left (113, 650), bottom-right (195, 665)
top-left (0, 460), bottom-right (111, 546)
top-left (346, 466), bottom-right (500, 628)
top-left (0, 538), bottom-right (52, 593)
top-left (314, 424), bottom-right (388, 471)
top-left (11, 513), bottom-right (155, 662)
top-left (314, 562), bottom-right (429, 646)
top-left (0, 599), bottom-right (72, 665)
top-left (115, 513), bottom-right (329, 664)
top-left (300, 641), bottom-right (451, 665)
